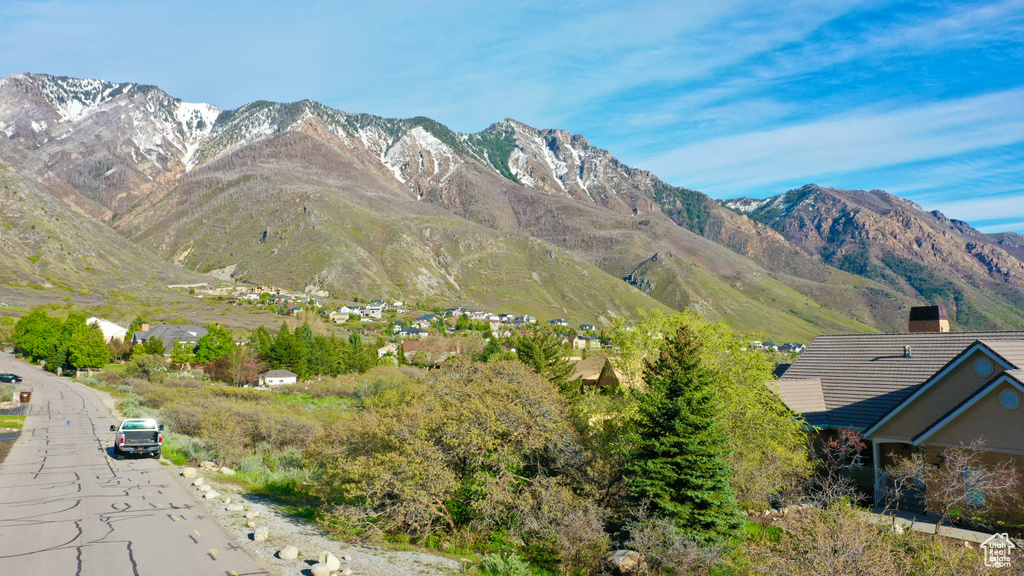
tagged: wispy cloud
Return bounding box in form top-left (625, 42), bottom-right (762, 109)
top-left (640, 89), bottom-right (1024, 193)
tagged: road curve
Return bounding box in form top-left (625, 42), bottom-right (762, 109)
top-left (0, 355), bottom-right (268, 576)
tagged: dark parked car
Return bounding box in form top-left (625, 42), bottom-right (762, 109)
top-left (0, 373), bottom-right (22, 383)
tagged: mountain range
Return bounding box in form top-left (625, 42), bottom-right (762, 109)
top-left (2, 72), bottom-right (1023, 340)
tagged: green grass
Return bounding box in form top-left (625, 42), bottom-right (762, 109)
top-left (0, 415), bottom-right (25, 429)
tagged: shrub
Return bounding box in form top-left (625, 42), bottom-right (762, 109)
top-left (478, 552), bottom-right (531, 576)
top-left (161, 432), bottom-right (217, 465)
top-left (626, 513), bottom-right (721, 576)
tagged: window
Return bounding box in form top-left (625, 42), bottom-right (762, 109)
top-left (965, 467), bottom-right (985, 506)
top-left (999, 390), bottom-right (1020, 410)
top-left (974, 358), bottom-right (993, 377)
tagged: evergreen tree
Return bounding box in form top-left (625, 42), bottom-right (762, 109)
top-left (624, 326), bottom-right (744, 543)
top-left (250, 325), bottom-right (274, 358)
top-left (476, 337), bottom-right (504, 362)
top-left (514, 329), bottom-right (574, 393)
top-left (45, 344), bottom-right (69, 375)
top-left (270, 322), bottom-right (308, 376)
top-left (125, 316), bottom-right (149, 342)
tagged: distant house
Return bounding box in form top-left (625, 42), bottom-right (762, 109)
top-left (571, 336), bottom-right (588, 350)
top-left (368, 300), bottom-right (388, 311)
top-left (337, 305), bottom-right (361, 315)
top-left (86, 317), bottom-right (128, 343)
top-left (268, 295), bottom-right (290, 306)
top-left (377, 344), bottom-right (399, 359)
top-left (132, 324), bottom-right (208, 356)
top-left (569, 355), bottom-right (621, 390)
top-left (362, 308), bottom-right (382, 319)
top-left (259, 369), bottom-right (297, 387)
top-left (397, 327), bottom-right (429, 339)
top-left (401, 340), bottom-right (424, 363)
top-left (238, 292), bottom-right (260, 301)
top-left (579, 324), bottom-right (596, 332)
top-left (287, 307), bottom-right (304, 315)
top-left (779, 342), bottom-right (806, 354)
top-left (498, 313), bottom-right (516, 323)
top-left (548, 318), bottom-right (569, 327)
top-left (401, 339), bottom-right (464, 365)
top-left (516, 315), bottom-right (537, 324)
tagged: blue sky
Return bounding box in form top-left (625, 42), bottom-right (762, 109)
top-left (2, 0), bottom-right (1023, 232)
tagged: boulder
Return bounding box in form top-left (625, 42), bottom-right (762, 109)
top-left (200, 460), bottom-right (218, 470)
top-left (253, 526), bottom-right (270, 542)
top-left (310, 564), bottom-right (332, 576)
top-left (198, 484), bottom-right (212, 492)
top-left (220, 466), bottom-right (236, 476)
top-left (319, 551), bottom-right (341, 571)
top-left (192, 478), bottom-right (205, 486)
top-left (609, 550), bottom-right (641, 575)
top-left (245, 511), bottom-right (260, 519)
top-left (277, 545), bottom-right (299, 560)
top-left (341, 569), bottom-right (353, 576)
top-left (182, 467), bottom-right (198, 479)
top-left (247, 521), bottom-right (256, 528)
top-left (226, 503), bottom-right (245, 512)
top-left (204, 490), bottom-right (220, 499)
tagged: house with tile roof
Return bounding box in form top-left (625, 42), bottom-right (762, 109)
top-left (131, 324), bottom-right (208, 356)
top-left (776, 306), bottom-right (1024, 512)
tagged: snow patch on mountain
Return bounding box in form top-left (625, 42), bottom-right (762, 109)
top-left (382, 126), bottom-right (460, 185)
top-left (724, 198), bottom-right (770, 213)
top-left (508, 147), bottom-right (536, 188)
top-left (35, 75), bottom-right (136, 122)
top-left (174, 101), bottom-right (220, 170)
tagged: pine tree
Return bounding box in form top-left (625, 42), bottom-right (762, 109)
top-left (514, 329), bottom-right (575, 393)
top-left (624, 326), bottom-right (744, 543)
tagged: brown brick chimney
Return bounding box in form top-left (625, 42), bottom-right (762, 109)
top-left (908, 305), bottom-right (949, 333)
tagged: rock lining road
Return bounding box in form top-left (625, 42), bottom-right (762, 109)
top-left (0, 355), bottom-right (270, 576)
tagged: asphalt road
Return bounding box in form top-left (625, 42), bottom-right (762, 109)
top-left (0, 356), bottom-right (269, 576)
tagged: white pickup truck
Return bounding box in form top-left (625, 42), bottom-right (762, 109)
top-left (110, 418), bottom-right (164, 459)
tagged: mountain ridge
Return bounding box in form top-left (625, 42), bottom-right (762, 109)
top-left (2, 72), bottom-right (1022, 337)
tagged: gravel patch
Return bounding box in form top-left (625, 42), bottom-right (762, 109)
top-left (174, 468), bottom-right (465, 576)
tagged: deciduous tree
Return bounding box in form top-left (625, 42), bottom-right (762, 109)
top-left (68, 322), bottom-right (110, 372)
top-left (195, 324), bottom-right (235, 363)
top-left (12, 308), bottom-right (62, 360)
